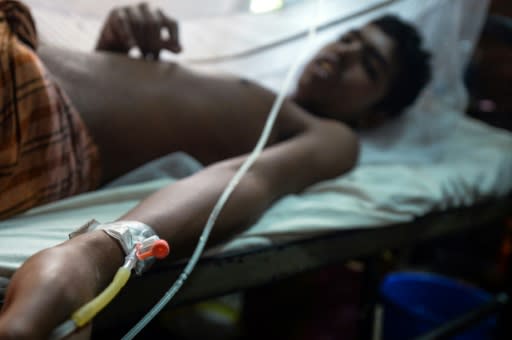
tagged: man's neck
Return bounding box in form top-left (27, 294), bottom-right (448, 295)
top-left (289, 93), bottom-right (327, 120)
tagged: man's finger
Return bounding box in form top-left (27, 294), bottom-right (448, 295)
top-left (124, 5), bottom-right (145, 47)
top-left (112, 9), bottom-right (137, 49)
top-left (138, 3), bottom-right (161, 58)
top-left (157, 9), bottom-right (182, 53)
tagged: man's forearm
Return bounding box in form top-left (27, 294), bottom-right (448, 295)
top-left (98, 118), bottom-right (357, 270)
top-left (119, 160), bottom-right (272, 259)
top-left (80, 159), bottom-right (273, 300)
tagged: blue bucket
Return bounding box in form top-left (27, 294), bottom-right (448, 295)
top-left (380, 272), bottom-right (496, 340)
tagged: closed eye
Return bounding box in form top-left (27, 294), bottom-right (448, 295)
top-left (338, 31), bottom-right (356, 44)
top-left (339, 36), bottom-right (352, 43)
top-left (362, 55), bottom-right (379, 82)
top-left (348, 29), bottom-right (388, 82)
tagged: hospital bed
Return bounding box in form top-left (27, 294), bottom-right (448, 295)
top-left (1, 0), bottom-right (512, 336)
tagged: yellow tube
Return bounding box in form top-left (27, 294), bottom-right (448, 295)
top-left (71, 267), bottom-right (131, 327)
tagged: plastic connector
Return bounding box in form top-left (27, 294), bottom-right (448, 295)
top-left (136, 236), bottom-right (170, 261)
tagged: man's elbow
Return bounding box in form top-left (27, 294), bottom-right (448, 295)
top-left (343, 125), bottom-right (360, 171)
top-left (317, 121), bottom-right (360, 179)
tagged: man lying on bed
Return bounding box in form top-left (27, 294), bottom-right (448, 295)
top-left (0, 1), bottom-right (430, 338)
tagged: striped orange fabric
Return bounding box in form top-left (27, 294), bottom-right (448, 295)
top-left (0, 1), bottom-right (101, 219)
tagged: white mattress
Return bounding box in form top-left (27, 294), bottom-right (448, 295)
top-left (1, 0), bottom-right (511, 276)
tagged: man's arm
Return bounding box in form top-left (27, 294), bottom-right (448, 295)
top-left (123, 117), bottom-right (358, 257)
top-left (0, 115), bottom-right (358, 339)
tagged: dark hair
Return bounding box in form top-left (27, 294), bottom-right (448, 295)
top-left (372, 15), bottom-right (431, 117)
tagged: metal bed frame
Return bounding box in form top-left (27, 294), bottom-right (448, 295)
top-left (95, 195), bottom-right (512, 338)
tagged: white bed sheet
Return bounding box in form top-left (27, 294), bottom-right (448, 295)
top-left (1, 0), bottom-right (511, 276)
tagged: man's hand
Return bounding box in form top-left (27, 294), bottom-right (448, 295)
top-left (0, 231), bottom-right (123, 339)
top-left (96, 2), bottom-right (182, 60)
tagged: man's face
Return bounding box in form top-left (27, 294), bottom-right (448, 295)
top-left (294, 23), bottom-right (399, 127)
